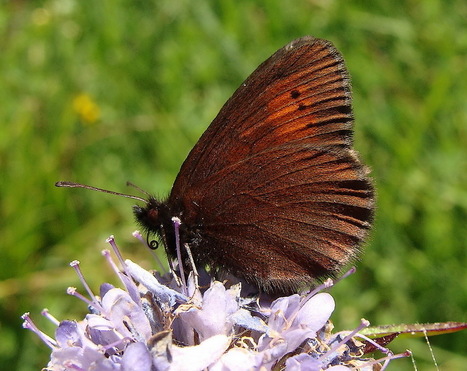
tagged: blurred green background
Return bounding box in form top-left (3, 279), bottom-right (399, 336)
top-left (1, 0), bottom-right (465, 370)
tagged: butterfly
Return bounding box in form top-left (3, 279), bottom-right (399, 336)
top-left (58, 36), bottom-right (374, 294)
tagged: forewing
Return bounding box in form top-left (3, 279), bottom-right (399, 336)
top-left (172, 36), bottom-right (355, 190)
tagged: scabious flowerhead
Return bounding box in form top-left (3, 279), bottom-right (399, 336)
top-left (23, 233), bottom-right (409, 370)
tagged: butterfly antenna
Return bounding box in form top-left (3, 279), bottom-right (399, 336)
top-left (55, 181), bottom-right (147, 203)
top-left (126, 181), bottom-right (152, 197)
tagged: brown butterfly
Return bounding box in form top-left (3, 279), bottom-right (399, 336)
top-left (58, 36), bottom-right (374, 294)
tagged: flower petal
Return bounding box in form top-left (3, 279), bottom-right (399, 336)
top-left (121, 342), bottom-right (152, 371)
top-left (101, 288), bottom-right (152, 342)
top-left (285, 353), bottom-right (321, 371)
top-left (125, 259), bottom-right (187, 306)
top-left (295, 293), bottom-right (335, 331)
top-left (170, 335), bottom-right (231, 371)
top-left (211, 347), bottom-right (258, 371)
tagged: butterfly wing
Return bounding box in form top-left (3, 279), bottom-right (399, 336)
top-left (168, 36), bottom-right (374, 292)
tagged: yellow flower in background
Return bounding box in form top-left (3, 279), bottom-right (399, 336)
top-left (73, 93), bottom-right (100, 124)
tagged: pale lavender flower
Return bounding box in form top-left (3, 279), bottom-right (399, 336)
top-left (22, 233), bottom-right (409, 370)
